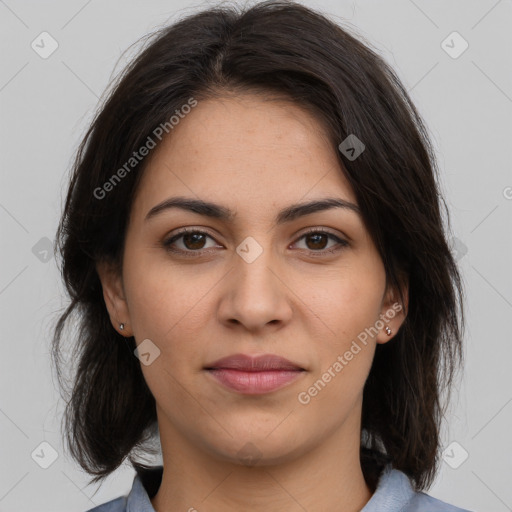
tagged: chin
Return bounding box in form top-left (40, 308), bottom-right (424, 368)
top-left (208, 431), bottom-right (307, 468)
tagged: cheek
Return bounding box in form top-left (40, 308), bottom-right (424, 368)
top-left (123, 250), bottom-right (217, 340)
top-left (301, 284), bottom-right (378, 415)
top-left (306, 266), bottom-right (384, 339)
top-left (303, 264), bottom-right (384, 399)
top-left (123, 256), bottom-right (218, 400)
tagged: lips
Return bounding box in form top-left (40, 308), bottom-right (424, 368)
top-left (204, 353), bottom-right (305, 372)
top-left (204, 353), bottom-right (306, 394)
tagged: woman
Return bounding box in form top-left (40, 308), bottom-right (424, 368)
top-left (52, 1), bottom-right (472, 511)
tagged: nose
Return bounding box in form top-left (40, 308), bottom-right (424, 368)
top-left (217, 241), bottom-right (293, 332)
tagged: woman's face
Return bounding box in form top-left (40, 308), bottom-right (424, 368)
top-left (98, 93), bottom-right (406, 466)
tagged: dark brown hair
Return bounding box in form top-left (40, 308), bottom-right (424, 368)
top-left (51, 0), bottom-right (465, 492)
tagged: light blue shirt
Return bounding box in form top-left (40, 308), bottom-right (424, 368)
top-left (86, 463), bottom-right (474, 511)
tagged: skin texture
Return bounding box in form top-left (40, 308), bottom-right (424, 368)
top-left (96, 93), bottom-right (408, 512)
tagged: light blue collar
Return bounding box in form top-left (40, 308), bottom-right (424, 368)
top-left (361, 464), bottom-right (416, 511)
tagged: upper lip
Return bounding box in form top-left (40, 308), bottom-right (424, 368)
top-left (204, 353), bottom-right (305, 371)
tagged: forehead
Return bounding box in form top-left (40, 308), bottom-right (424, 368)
top-left (131, 94), bottom-right (357, 222)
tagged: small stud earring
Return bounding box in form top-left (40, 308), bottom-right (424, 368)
top-left (385, 326), bottom-right (392, 336)
top-left (119, 323), bottom-right (125, 331)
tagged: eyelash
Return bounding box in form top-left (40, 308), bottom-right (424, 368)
top-left (162, 227), bottom-right (349, 257)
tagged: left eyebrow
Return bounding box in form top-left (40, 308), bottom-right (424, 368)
top-left (144, 196), bottom-right (361, 226)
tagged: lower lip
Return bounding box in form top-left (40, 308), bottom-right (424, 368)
top-left (206, 368), bottom-right (304, 394)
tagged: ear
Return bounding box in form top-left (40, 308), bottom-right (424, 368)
top-left (375, 277), bottom-right (408, 345)
top-left (96, 259), bottom-right (132, 337)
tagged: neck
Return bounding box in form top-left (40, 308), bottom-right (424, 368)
top-left (150, 410), bottom-right (373, 512)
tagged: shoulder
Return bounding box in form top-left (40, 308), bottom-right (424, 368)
top-left (84, 496), bottom-right (127, 512)
top-left (405, 491), bottom-right (474, 512)
top-left (83, 466), bottom-right (162, 512)
top-left (362, 464), bottom-right (475, 512)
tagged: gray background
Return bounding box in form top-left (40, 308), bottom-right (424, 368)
top-left (1, 0), bottom-right (511, 511)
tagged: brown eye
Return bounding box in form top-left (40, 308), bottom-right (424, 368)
top-left (163, 229), bottom-right (219, 255)
top-left (293, 229), bottom-right (348, 255)
top-left (304, 232), bottom-right (329, 250)
top-left (181, 232), bottom-right (207, 250)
